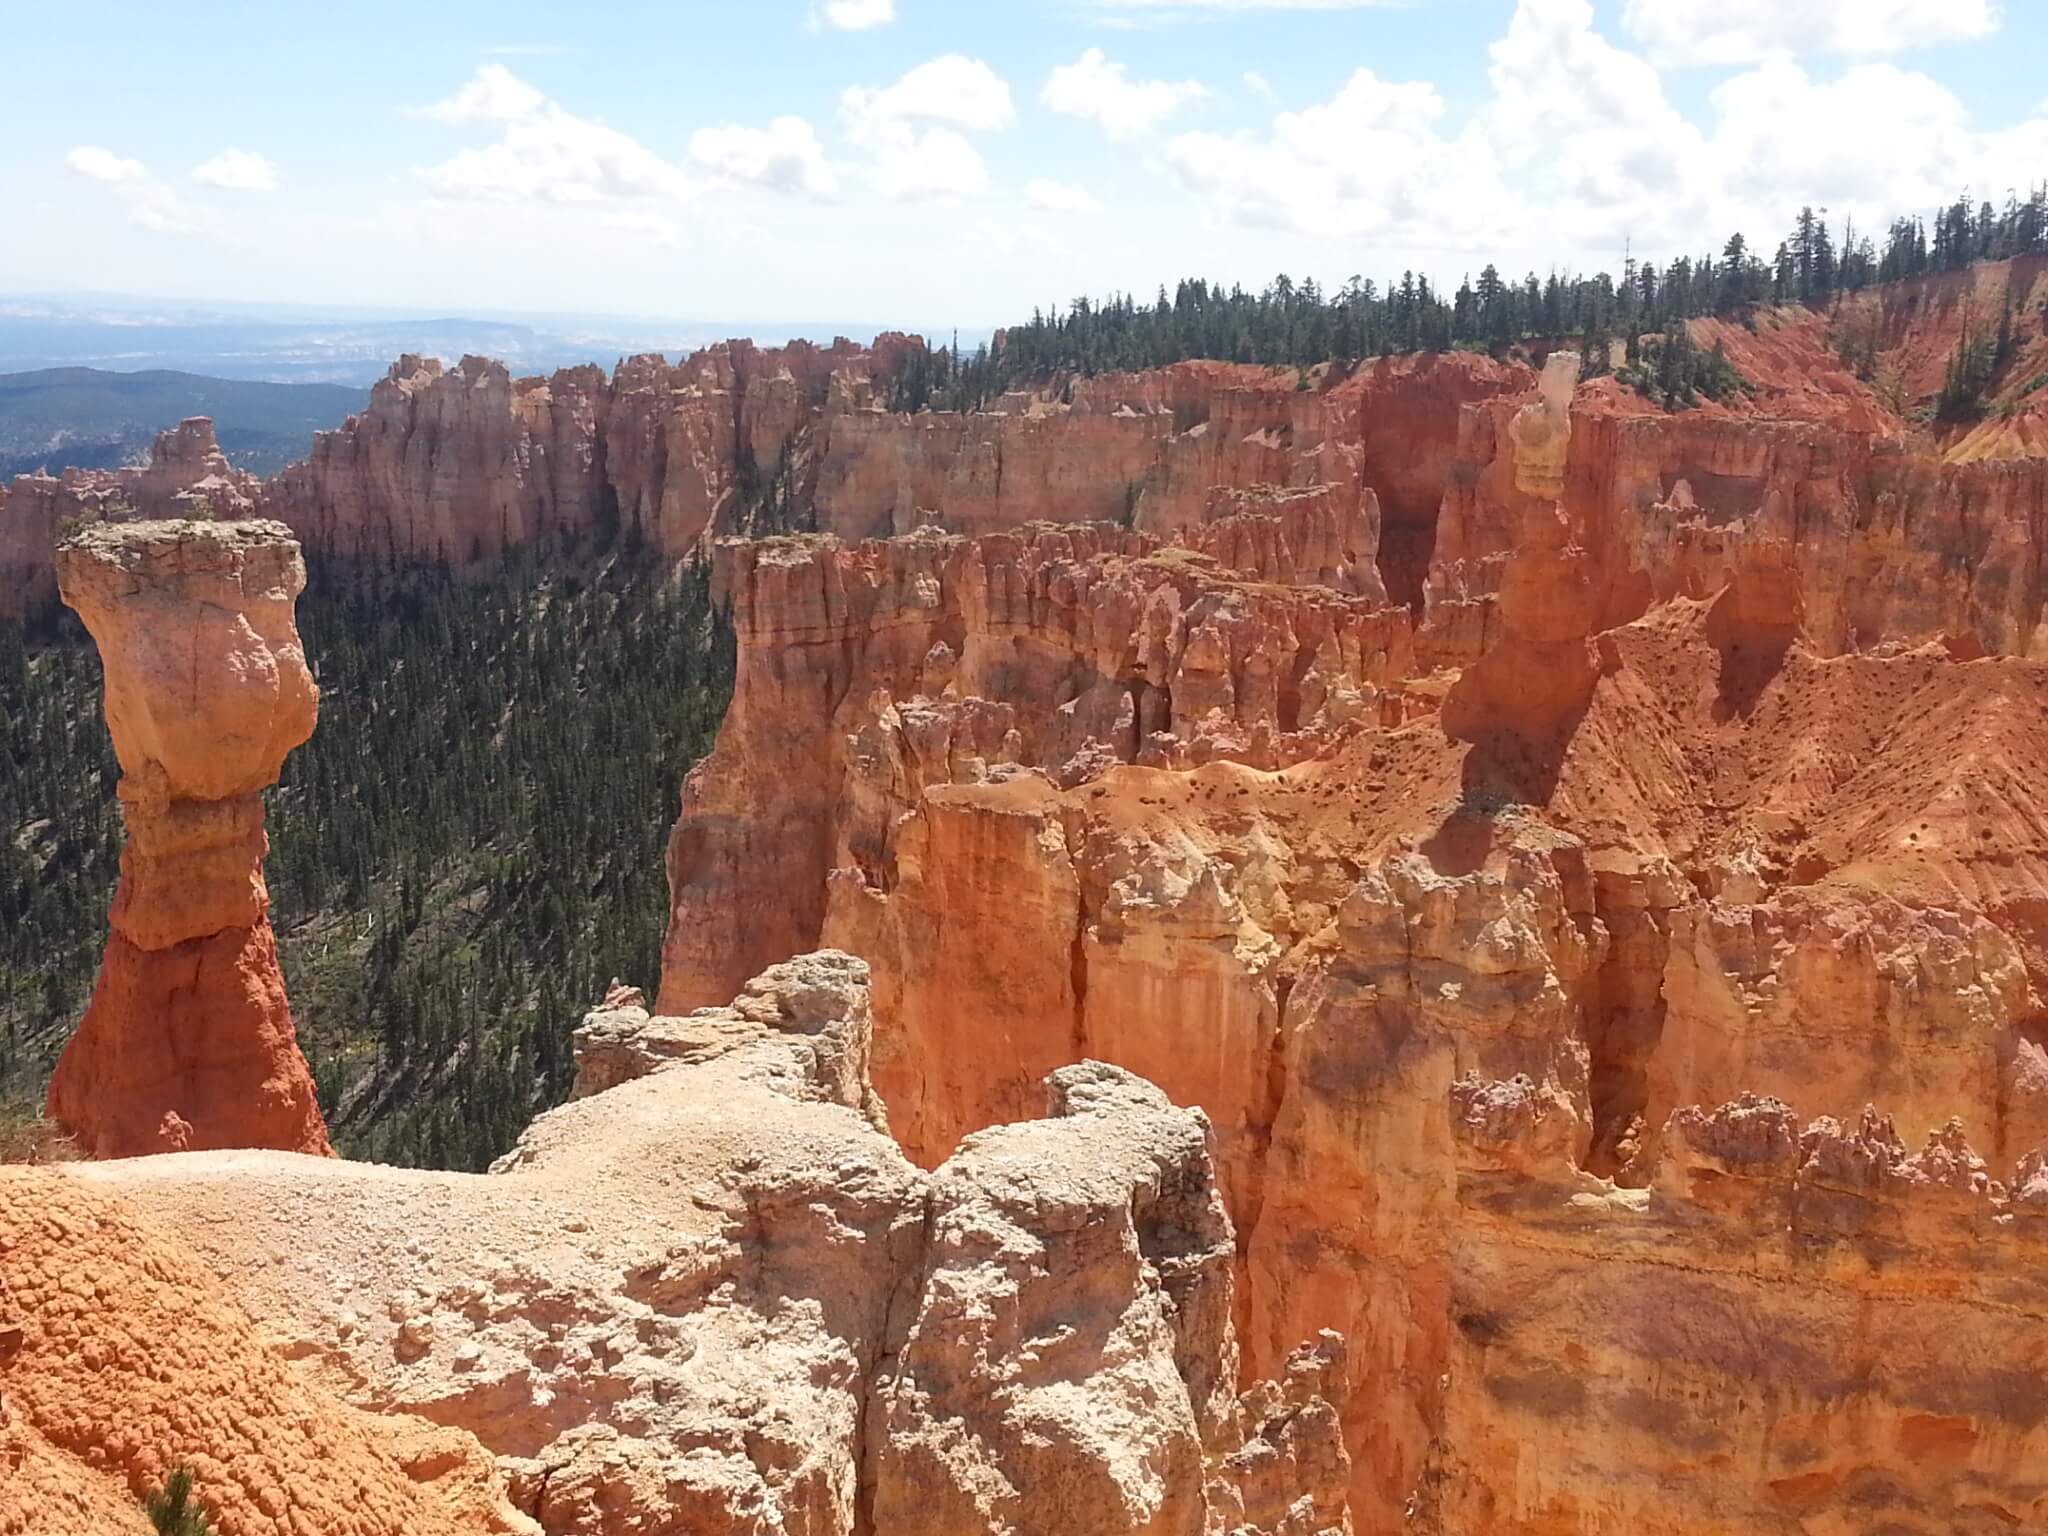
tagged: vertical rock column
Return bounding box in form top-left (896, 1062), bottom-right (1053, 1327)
top-left (48, 519), bottom-right (330, 1158)
top-left (1440, 350), bottom-right (1599, 766)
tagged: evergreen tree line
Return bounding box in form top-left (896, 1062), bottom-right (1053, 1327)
top-left (0, 618), bottom-right (122, 1096)
top-left (1, 547), bottom-right (735, 1170)
top-left (907, 186), bottom-right (2048, 406)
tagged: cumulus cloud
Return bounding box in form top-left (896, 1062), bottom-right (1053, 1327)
top-left (413, 66), bottom-right (691, 204)
top-left (840, 56), bottom-right (1014, 202)
top-left (65, 145), bottom-right (147, 184)
top-left (1041, 49), bottom-right (1206, 141)
top-left (65, 145), bottom-right (202, 233)
top-left (1166, 68), bottom-right (1499, 243)
top-left (690, 117), bottom-right (839, 198)
top-left (817, 0), bottom-right (895, 29)
top-left (192, 148), bottom-right (281, 192)
top-left (414, 64), bottom-right (548, 124)
top-left (1161, 0), bottom-right (2047, 268)
top-left (841, 55), bottom-right (1016, 134)
top-left (1025, 177), bottom-right (1103, 212)
top-left (1620, 0), bottom-right (2001, 66)
top-left (862, 125), bottom-right (991, 201)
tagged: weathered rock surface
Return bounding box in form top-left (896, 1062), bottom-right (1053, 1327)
top-left (46, 518), bottom-right (327, 1158)
top-left (0, 417), bottom-right (261, 619)
top-left (656, 339), bottom-right (2048, 1527)
top-left (0, 1165), bottom-right (533, 1536)
top-left (64, 953), bottom-right (1350, 1536)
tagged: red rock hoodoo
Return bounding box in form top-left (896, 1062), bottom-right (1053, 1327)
top-left (46, 518), bottom-right (329, 1158)
top-left (656, 328), bottom-right (2048, 1531)
top-left (17, 273), bottom-right (2048, 1532)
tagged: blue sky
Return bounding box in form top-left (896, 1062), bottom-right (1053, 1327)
top-left (4, 0), bottom-right (2044, 330)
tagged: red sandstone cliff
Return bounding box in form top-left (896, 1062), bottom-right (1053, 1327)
top-left (655, 353), bottom-right (2048, 1530)
top-left (0, 418), bottom-right (261, 618)
top-left (20, 279), bottom-right (2048, 1531)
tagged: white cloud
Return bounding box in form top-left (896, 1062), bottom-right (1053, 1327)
top-left (1621, 0), bottom-right (2000, 66)
top-left (603, 208), bottom-right (682, 247)
top-left (413, 66), bottom-right (691, 204)
top-left (841, 55), bottom-right (1016, 134)
top-left (1161, 0), bottom-right (2047, 273)
top-left (864, 125), bottom-right (990, 201)
top-left (1041, 49), bottom-right (1207, 141)
top-left (414, 64), bottom-right (549, 124)
top-left (690, 117), bottom-right (839, 198)
top-left (64, 145), bottom-right (147, 184)
top-left (1025, 177), bottom-right (1103, 212)
top-left (818, 0), bottom-right (895, 29)
top-left (1483, 0), bottom-right (1708, 241)
top-left (64, 145), bottom-right (202, 234)
top-left (192, 148), bottom-right (280, 192)
top-left (1166, 68), bottom-right (1501, 243)
top-left (840, 56), bottom-right (1013, 202)
top-left (128, 187), bottom-right (200, 235)
top-left (1243, 71), bottom-right (1276, 100)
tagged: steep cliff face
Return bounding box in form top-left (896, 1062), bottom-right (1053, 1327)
top-left (0, 417), bottom-right (261, 619)
top-left (1423, 377), bottom-right (2048, 668)
top-left (64, 952), bottom-right (1352, 1536)
top-left (657, 360), bottom-right (2048, 1529)
top-left (0, 345), bottom-right (1524, 624)
top-left (47, 518), bottom-right (328, 1158)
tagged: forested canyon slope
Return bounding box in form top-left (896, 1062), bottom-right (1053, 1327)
top-left (9, 251), bottom-right (2048, 1535)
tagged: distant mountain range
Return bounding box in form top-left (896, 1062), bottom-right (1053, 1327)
top-left (0, 296), bottom-right (993, 480)
top-left (0, 295), bottom-right (923, 387)
top-left (0, 368), bottom-right (370, 478)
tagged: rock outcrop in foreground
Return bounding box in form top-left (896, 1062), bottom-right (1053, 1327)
top-left (40, 952), bottom-right (1349, 1536)
top-left (46, 518), bottom-right (328, 1158)
top-left (658, 356), bottom-right (2048, 1532)
top-left (0, 1165), bottom-right (530, 1536)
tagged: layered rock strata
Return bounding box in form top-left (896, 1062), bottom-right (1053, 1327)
top-left (66, 952), bottom-right (1352, 1536)
top-left (656, 362), bottom-right (2048, 1529)
top-left (46, 518), bottom-right (328, 1158)
top-left (0, 417), bottom-right (260, 619)
top-left (0, 347), bottom-right (1524, 618)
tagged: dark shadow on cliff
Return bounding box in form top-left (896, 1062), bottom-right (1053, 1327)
top-left (1703, 578), bottom-right (1798, 721)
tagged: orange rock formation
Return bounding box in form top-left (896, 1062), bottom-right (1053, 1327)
top-left (0, 1166), bottom-right (533, 1536)
top-left (53, 952), bottom-right (1351, 1536)
top-left (21, 271), bottom-right (2048, 1532)
top-left (0, 417), bottom-right (261, 619)
top-left (657, 347), bottom-right (2048, 1530)
top-left (46, 519), bottom-right (328, 1158)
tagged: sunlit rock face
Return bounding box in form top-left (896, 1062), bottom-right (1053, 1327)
top-left (0, 416), bottom-right (261, 619)
top-left (48, 517), bottom-right (328, 1159)
top-left (65, 953), bottom-right (1353, 1536)
top-left (658, 350), bottom-right (2048, 1528)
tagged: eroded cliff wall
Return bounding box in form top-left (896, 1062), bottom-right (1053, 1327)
top-left (657, 361), bottom-right (2048, 1531)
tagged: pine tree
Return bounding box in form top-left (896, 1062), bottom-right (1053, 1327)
top-left (145, 1467), bottom-right (213, 1536)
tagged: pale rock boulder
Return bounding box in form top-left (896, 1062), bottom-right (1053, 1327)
top-left (871, 1059), bottom-right (1349, 1536)
top-left (72, 957), bottom-right (1351, 1536)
